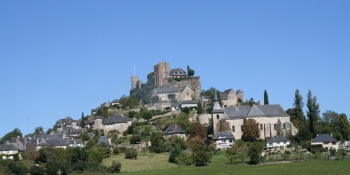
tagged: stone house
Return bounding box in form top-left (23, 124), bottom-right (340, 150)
top-left (212, 132), bottom-right (235, 149)
top-left (180, 84), bottom-right (195, 101)
top-left (93, 114), bottom-right (132, 133)
top-left (0, 144), bottom-right (19, 155)
top-left (163, 124), bottom-right (186, 138)
top-left (311, 134), bottom-right (339, 150)
top-left (221, 89), bottom-right (238, 107)
top-left (206, 92), bottom-right (298, 140)
top-left (153, 87), bottom-right (180, 102)
top-left (169, 68), bottom-right (187, 79)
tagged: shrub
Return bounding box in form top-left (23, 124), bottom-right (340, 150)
top-left (281, 153), bottom-right (290, 160)
top-left (88, 151), bottom-right (103, 164)
top-left (169, 146), bottom-right (182, 163)
top-left (45, 160), bottom-right (60, 175)
top-left (248, 142), bottom-right (263, 164)
top-left (125, 148), bottom-right (138, 159)
top-left (0, 160), bottom-right (28, 175)
top-left (175, 150), bottom-right (193, 166)
top-left (60, 161), bottom-right (72, 175)
top-left (29, 165), bottom-right (44, 175)
top-left (109, 161), bottom-right (122, 173)
top-left (119, 147), bottom-right (127, 153)
top-left (113, 147), bottom-right (120, 155)
top-left (72, 160), bottom-right (87, 172)
top-left (130, 135), bottom-right (141, 144)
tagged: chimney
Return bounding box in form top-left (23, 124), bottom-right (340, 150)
top-left (330, 133), bottom-right (332, 137)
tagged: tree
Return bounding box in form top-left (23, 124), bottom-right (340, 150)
top-left (169, 146), bottom-right (182, 163)
top-left (242, 119), bottom-right (260, 141)
top-left (339, 113), bottom-right (350, 140)
top-left (196, 101), bottom-right (204, 115)
top-left (190, 123), bottom-right (207, 139)
top-left (248, 142), bottom-right (263, 164)
top-left (109, 161), bottom-right (122, 173)
top-left (34, 126), bottom-right (44, 134)
top-left (187, 137), bottom-right (211, 165)
top-left (293, 89), bottom-right (305, 129)
top-left (167, 135), bottom-right (187, 150)
top-left (276, 119), bottom-right (283, 136)
top-left (150, 132), bottom-right (166, 153)
top-left (306, 90), bottom-right (320, 136)
top-left (264, 90), bottom-right (269, 105)
top-left (142, 110), bottom-right (152, 121)
top-left (202, 88), bottom-right (223, 113)
top-left (177, 112), bottom-right (190, 133)
top-left (53, 148), bottom-right (71, 162)
top-left (125, 148), bottom-right (138, 159)
top-left (130, 135), bottom-right (141, 144)
top-left (0, 128), bottom-right (22, 144)
top-left (45, 160), bottom-right (60, 175)
top-left (215, 119), bottom-right (231, 132)
top-left (29, 165), bottom-right (44, 175)
top-left (80, 112), bottom-right (86, 129)
top-left (187, 65), bottom-right (195, 77)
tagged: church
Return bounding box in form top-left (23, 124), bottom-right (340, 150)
top-left (200, 92), bottom-right (298, 140)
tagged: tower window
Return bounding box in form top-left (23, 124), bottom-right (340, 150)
top-left (274, 124), bottom-right (277, 130)
top-left (283, 123), bottom-right (286, 129)
top-left (232, 126), bottom-right (235, 132)
top-left (260, 124), bottom-right (263, 130)
top-left (241, 125), bottom-right (244, 132)
top-left (216, 115), bottom-right (219, 119)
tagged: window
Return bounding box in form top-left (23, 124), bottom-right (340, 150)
top-left (274, 124), bottom-right (277, 130)
top-left (241, 125), bottom-right (244, 132)
top-left (232, 126), bottom-right (235, 132)
top-left (269, 143), bottom-right (272, 146)
top-left (229, 140), bottom-right (233, 143)
top-left (283, 123), bottom-right (286, 129)
top-left (216, 115), bottom-right (219, 119)
top-left (260, 124), bottom-right (263, 130)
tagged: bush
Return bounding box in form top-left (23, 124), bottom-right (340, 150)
top-left (72, 160), bottom-right (87, 172)
top-left (125, 148), bottom-right (138, 160)
top-left (60, 161), bottom-right (72, 175)
top-left (248, 142), bottom-right (263, 164)
top-left (113, 147), bottom-right (120, 155)
top-left (0, 160), bottom-right (28, 175)
top-left (169, 146), bottom-right (182, 163)
top-left (130, 135), bottom-right (141, 144)
top-left (45, 160), bottom-right (60, 175)
top-left (175, 150), bottom-right (193, 166)
top-left (109, 161), bottom-right (122, 173)
top-left (281, 153), bottom-right (290, 160)
top-left (88, 151), bottom-right (104, 164)
top-left (119, 147), bottom-right (127, 153)
top-left (29, 165), bottom-right (44, 175)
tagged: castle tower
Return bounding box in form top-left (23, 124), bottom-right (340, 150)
top-left (154, 61), bottom-right (170, 86)
top-left (131, 67), bottom-right (139, 90)
top-left (236, 89), bottom-right (244, 102)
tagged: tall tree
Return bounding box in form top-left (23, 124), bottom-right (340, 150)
top-left (190, 123), bottom-right (207, 139)
top-left (293, 89), bottom-right (305, 128)
top-left (80, 112), bottom-right (86, 129)
top-left (215, 120), bottom-right (231, 132)
top-left (276, 119), bottom-right (283, 136)
top-left (264, 90), bottom-right (269, 105)
top-left (34, 126), bottom-right (44, 134)
top-left (339, 113), bottom-right (350, 140)
top-left (187, 65), bottom-right (195, 77)
top-left (242, 119), bottom-right (260, 141)
top-left (196, 101), bottom-right (204, 115)
top-left (306, 90), bottom-right (320, 136)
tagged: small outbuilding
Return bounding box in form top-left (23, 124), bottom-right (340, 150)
top-left (266, 135), bottom-right (290, 149)
top-left (163, 124), bottom-right (186, 138)
top-left (212, 132), bottom-right (235, 149)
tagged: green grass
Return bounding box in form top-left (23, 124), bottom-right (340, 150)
top-left (83, 151), bottom-right (350, 175)
top-left (102, 152), bottom-right (177, 173)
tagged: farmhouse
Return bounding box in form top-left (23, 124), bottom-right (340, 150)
top-left (311, 134), bottom-right (339, 150)
top-left (212, 132), bottom-right (235, 149)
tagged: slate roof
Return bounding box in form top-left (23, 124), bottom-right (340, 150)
top-left (181, 101), bottom-right (197, 104)
top-left (311, 134), bottom-right (339, 143)
top-left (212, 132), bottom-right (235, 140)
top-left (111, 99), bottom-right (120, 103)
top-left (97, 136), bottom-right (111, 147)
top-left (236, 89), bottom-right (243, 94)
top-left (0, 144), bottom-right (17, 151)
top-left (212, 91), bottom-right (224, 113)
top-left (221, 93), bottom-right (228, 100)
top-left (267, 135), bottom-right (289, 143)
top-left (154, 87), bottom-right (179, 94)
top-left (223, 104), bottom-right (289, 119)
top-left (102, 114), bottom-right (131, 125)
top-left (171, 103), bottom-right (180, 108)
top-left (69, 139), bottom-right (83, 145)
top-left (163, 124), bottom-right (186, 135)
top-left (186, 84), bottom-right (194, 90)
top-left (170, 68), bottom-right (186, 75)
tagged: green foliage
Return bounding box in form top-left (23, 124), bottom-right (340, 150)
top-left (248, 142), bottom-right (263, 164)
top-left (306, 90), bottom-right (320, 136)
top-left (0, 160), bottom-right (28, 175)
top-left (190, 122), bottom-right (207, 139)
top-left (202, 88), bottom-right (223, 113)
top-left (67, 147), bottom-right (88, 164)
top-left (264, 90), bottom-right (269, 105)
top-left (53, 148), bottom-right (71, 162)
top-left (281, 153), bottom-right (290, 160)
top-left (128, 111), bottom-right (136, 118)
top-left (36, 147), bottom-right (55, 163)
top-left (142, 110), bottom-right (153, 120)
top-left (150, 132), bottom-right (166, 153)
top-left (276, 119), bottom-right (283, 136)
top-left (177, 112), bottom-right (190, 133)
top-left (167, 135), bottom-right (187, 150)
top-left (0, 128), bottom-right (22, 144)
top-left (130, 134), bottom-right (141, 144)
top-left (59, 161), bottom-right (72, 175)
top-left (113, 147), bottom-right (120, 155)
top-left (215, 119), bottom-right (231, 132)
top-left (187, 137), bottom-right (211, 165)
top-left (130, 72), bottom-right (157, 104)
top-left (169, 146), bottom-right (182, 163)
top-left (96, 106), bottom-right (109, 117)
top-left (81, 112), bottom-right (86, 128)
top-left (119, 95), bottom-right (139, 110)
top-left (88, 150), bottom-right (104, 164)
top-left (85, 140), bottom-right (95, 150)
top-left (175, 150), bottom-right (193, 166)
top-left (29, 165), bottom-right (44, 175)
top-left (125, 148), bottom-right (138, 160)
top-left (196, 101), bottom-right (204, 115)
top-left (45, 160), bottom-right (60, 175)
top-left (109, 161), bottom-right (122, 173)
top-left (187, 65), bottom-right (195, 77)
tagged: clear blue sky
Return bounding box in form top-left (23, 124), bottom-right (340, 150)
top-left (1, 1), bottom-right (349, 136)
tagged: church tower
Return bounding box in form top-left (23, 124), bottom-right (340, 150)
top-left (212, 91), bottom-right (224, 133)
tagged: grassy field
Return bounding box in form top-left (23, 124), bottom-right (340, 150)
top-left (95, 151), bottom-right (350, 175)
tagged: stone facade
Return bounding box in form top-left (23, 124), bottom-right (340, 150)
top-left (221, 89), bottom-right (238, 107)
top-left (180, 85), bottom-right (195, 101)
top-left (131, 76), bottom-right (139, 90)
top-left (154, 61), bottom-right (170, 86)
top-left (163, 76), bottom-right (201, 101)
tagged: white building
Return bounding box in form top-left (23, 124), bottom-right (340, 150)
top-left (212, 132), bottom-right (234, 149)
top-left (311, 134), bottom-right (339, 150)
top-left (266, 135), bottom-right (290, 149)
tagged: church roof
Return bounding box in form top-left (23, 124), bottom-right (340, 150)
top-left (212, 91), bottom-right (223, 113)
top-left (224, 104), bottom-right (289, 119)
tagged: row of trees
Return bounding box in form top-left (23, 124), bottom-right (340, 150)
top-left (287, 89), bottom-right (350, 142)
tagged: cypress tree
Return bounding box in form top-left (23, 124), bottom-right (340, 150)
top-left (306, 90), bottom-right (320, 136)
top-left (80, 112), bottom-right (85, 129)
top-left (264, 90), bottom-right (269, 105)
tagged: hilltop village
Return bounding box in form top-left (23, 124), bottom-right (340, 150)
top-left (0, 61), bottom-right (349, 174)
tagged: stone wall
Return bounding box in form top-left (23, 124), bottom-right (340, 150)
top-left (145, 101), bottom-right (171, 111)
top-left (154, 62), bottom-right (170, 86)
top-left (163, 76), bottom-right (201, 101)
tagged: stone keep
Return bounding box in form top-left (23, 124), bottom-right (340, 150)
top-left (154, 61), bottom-right (170, 86)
